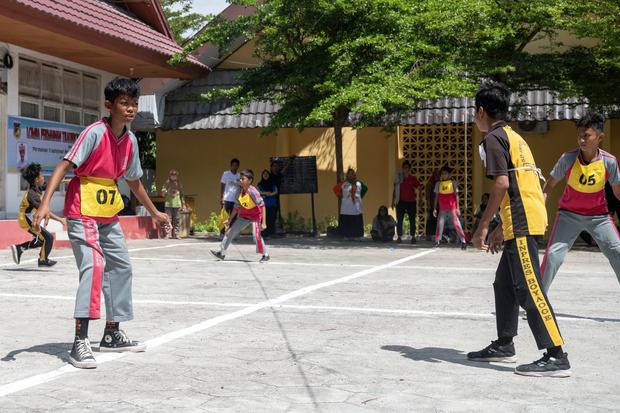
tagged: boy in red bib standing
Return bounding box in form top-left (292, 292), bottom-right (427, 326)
top-left (541, 112), bottom-right (620, 293)
top-left (34, 78), bottom-right (169, 369)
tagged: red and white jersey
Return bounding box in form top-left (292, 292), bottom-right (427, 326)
top-left (234, 186), bottom-right (264, 222)
top-left (434, 179), bottom-right (459, 211)
top-left (551, 149), bottom-right (620, 216)
top-left (64, 118), bottom-right (143, 223)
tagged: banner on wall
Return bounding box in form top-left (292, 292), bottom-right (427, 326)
top-left (7, 116), bottom-right (84, 174)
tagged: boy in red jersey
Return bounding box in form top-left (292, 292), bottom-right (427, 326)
top-left (433, 166), bottom-right (467, 249)
top-left (34, 78), bottom-right (169, 369)
top-left (541, 112), bottom-right (620, 293)
top-left (211, 169), bottom-right (269, 262)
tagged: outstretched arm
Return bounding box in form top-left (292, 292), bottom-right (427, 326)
top-left (33, 160), bottom-right (73, 231)
top-left (127, 179), bottom-right (170, 227)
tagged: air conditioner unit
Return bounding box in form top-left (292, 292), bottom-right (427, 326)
top-left (516, 120), bottom-right (548, 134)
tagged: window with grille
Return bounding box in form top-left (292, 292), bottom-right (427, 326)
top-left (19, 98), bottom-right (40, 119)
top-left (83, 74), bottom-right (100, 110)
top-left (63, 70), bottom-right (82, 105)
top-left (398, 123), bottom-right (474, 235)
top-left (18, 56), bottom-right (101, 125)
top-left (84, 111), bottom-right (100, 125)
top-left (43, 103), bottom-right (61, 122)
top-left (19, 58), bottom-right (40, 97)
top-left (41, 64), bottom-right (62, 102)
top-left (65, 107), bottom-right (82, 125)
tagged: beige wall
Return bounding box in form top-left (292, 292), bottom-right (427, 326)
top-left (156, 127), bottom-right (393, 226)
top-left (157, 119), bottom-right (619, 235)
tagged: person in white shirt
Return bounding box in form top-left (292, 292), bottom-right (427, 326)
top-left (220, 158), bottom-right (241, 234)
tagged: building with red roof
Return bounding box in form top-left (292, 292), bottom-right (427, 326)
top-left (0, 0), bottom-right (210, 219)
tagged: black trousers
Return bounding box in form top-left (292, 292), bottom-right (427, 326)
top-left (19, 218), bottom-right (53, 261)
top-left (494, 236), bottom-right (564, 350)
top-left (396, 201), bottom-right (416, 237)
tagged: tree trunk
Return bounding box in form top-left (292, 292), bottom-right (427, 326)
top-left (333, 107), bottom-right (349, 218)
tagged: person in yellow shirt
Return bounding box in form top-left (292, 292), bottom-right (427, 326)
top-left (469, 82), bottom-right (570, 378)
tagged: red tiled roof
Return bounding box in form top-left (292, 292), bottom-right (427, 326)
top-left (13, 0), bottom-right (205, 67)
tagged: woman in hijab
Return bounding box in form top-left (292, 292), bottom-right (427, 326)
top-left (334, 168), bottom-right (367, 241)
top-left (371, 205), bottom-right (396, 242)
top-left (257, 169), bottom-right (278, 237)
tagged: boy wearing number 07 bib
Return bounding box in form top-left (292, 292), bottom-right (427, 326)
top-left (33, 78), bottom-right (170, 369)
top-left (540, 112), bottom-right (620, 293)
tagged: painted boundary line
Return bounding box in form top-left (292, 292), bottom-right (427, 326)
top-left (1, 292), bottom-right (616, 325)
top-left (0, 249), bottom-right (435, 398)
top-left (128, 256), bottom-right (612, 275)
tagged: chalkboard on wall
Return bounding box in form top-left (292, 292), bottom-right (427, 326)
top-left (270, 156), bottom-right (318, 194)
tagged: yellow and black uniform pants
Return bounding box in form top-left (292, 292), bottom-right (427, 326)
top-left (494, 235), bottom-right (564, 350)
top-left (18, 217), bottom-right (53, 262)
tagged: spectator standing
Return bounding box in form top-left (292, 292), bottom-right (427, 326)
top-left (334, 168), bottom-right (367, 240)
top-left (392, 160), bottom-right (422, 244)
top-left (258, 169), bottom-right (278, 237)
top-left (220, 158), bottom-right (241, 235)
top-left (161, 169), bottom-right (185, 239)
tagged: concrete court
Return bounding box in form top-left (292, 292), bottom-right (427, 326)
top-left (0, 236), bottom-right (618, 412)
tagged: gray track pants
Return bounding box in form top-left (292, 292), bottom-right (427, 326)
top-left (68, 218), bottom-right (133, 321)
top-left (435, 210), bottom-right (466, 243)
top-left (541, 210), bottom-right (620, 293)
top-left (220, 217), bottom-right (268, 256)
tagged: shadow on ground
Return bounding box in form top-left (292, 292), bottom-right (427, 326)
top-left (381, 345), bottom-right (514, 372)
top-left (2, 342), bottom-right (72, 363)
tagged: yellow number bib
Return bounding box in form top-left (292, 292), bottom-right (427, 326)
top-left (439, 181), bottom-right (454, 194)
top-left (238, 192), bottom-right (256, 210)
top-left (567, 159), bottom-right (606, 194)
top-left (80, 177), bottom-right (124, 218)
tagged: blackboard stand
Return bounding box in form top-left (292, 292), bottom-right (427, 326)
top-left (311, 193), bottom-right (317, 236)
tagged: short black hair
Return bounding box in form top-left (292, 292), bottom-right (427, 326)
top-left (440, 165), bottom-right (453, 174)
top-left (21, 163), bottom-right (41, 186)
top-left (475, 81), bottom-right (511, 120)
top-left (104, 77), bottom-right (139, 102)
top-left (576, 112), bottom-right (605, 134)
top-left (231, 158), bottom-right (240, 166)
top-left (240, 169), bottom-right (254, 181)
top-left (402, 160), bottom-right (411, 168)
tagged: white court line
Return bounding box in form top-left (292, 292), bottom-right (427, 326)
top-left (128, 256), bottom-right (613, 275)
top-left (1, 293), bottom-right (615, 325)
top-left (0, 249), bottom-right (436, 398)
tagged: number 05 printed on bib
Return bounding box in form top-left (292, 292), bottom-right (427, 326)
top-left (80, 177), bottom-right (124, 218)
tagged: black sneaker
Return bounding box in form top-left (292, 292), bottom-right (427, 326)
top-left (396, 237), bottom-right (402, 244)
top-left (467, 340), bottom-right (517, 363)
top-left (210, 250), bottom-right (225, 260)
top-left (410, 238), bottom-right (417, 244)
top-left (461, 242), bottom-right (467, 250)
top-left (10, 245), bottom-right (23, 265)
top-left (99, 329), bottom-right (147, 353)
top-left (433, 241), bottom-right (440, 248)
top-left (259, 255), bottom-right (270, 263)
top-left (515, 352), bottom-right (571, 377)
top-left (38, 259), bottom-right (57, 267)
top-left (69, 336), bottom-right (97, 369)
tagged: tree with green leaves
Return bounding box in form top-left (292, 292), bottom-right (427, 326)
top-left (175, 0), bottom-right (620, 188)
top-left (161, 0), bottom-right (212, 44)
